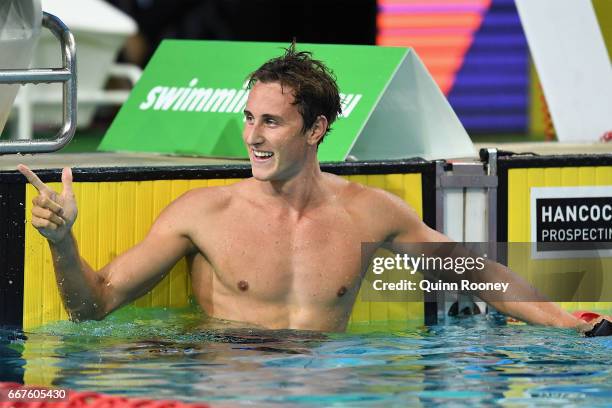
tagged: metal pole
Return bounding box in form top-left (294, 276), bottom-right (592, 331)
top-left (0, 12), bottom-right (77, 154)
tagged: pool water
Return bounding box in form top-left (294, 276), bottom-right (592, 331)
top-left (1, 306), bottom-right (611, 407)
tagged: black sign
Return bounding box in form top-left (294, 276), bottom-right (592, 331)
top-left (535, 197), bottom-right (612, 251)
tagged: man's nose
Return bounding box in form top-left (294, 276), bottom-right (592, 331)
top-left (244, 123), bottom-right (264, 145)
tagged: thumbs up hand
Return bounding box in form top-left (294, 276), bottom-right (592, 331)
top-left (17, 164), bottom-right (78, 244)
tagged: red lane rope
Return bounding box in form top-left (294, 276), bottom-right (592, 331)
top-left (0, 383), bottom-right (210, 408)
top-left (572, 310), bottom-right (602, 323)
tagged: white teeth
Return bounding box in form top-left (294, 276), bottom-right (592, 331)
top-left (253, 150), bottom-right (273, 158)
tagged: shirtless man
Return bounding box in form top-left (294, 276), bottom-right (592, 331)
top-left (18, 45), bottom-right (598, 332)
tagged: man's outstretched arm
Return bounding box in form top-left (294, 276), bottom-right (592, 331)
top-left (18, 164), bottom-right (195, 321)
top-left (370, 188), bottom-right (596, 331)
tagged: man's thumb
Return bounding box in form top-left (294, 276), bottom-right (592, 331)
top-left (62, 167), bottom-right (73, 194)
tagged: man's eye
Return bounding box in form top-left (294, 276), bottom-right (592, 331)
top-left (265, 119), bottom-right (277, 125)
top-left (245, 115), bottom-right (254, 123)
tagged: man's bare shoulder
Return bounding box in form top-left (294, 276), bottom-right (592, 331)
top-left (324, 172), bottom-right (422, 237)
top-left (169, 178), bottom-right (260, 213)
top-left (162, 183), bottom-right (236, 221)
top-left (324, 173), bottom-right (409, 213)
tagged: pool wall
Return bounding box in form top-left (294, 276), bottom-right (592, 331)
top-left (2, 155), bottom-right (611, 331)
top-left (497, 155), bottom-right (612, 314)
top-left (0, 160), bottom-right (436, 330)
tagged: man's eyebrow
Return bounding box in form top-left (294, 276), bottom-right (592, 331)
top-left (261, 113), bottom-right (283, 122)
top-left (243, 111), bottom-right (283, 121)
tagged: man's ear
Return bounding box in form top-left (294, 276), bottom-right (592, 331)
top-left (307, 115), bottom-right (328, 146)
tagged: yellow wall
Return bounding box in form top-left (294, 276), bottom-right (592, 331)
top-left (593, 0), bottom-right (612, 62)
top-left (23, 173), bottom-right (425, 330)
top-left (529, 60), bottom-right (547, 137)
top-left (507, 166), bottom-right (612, 313)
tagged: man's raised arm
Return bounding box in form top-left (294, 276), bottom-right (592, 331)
top-left (17, 164), bottom-right (195, 321)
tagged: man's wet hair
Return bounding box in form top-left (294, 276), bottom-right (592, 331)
top-left (247, 42), bottom-right (342, 144)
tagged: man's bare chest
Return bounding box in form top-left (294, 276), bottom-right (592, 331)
top-left (191, 208), bottom-right (378, 304)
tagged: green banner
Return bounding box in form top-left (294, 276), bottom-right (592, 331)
top-left (100, 40), bottom-right (473, 161)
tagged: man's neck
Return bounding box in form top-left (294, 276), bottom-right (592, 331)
top-left (259, 159), bottom-right (327, 215)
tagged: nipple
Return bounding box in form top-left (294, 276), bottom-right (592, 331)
top-left (237, 280), bottom-right (249, 292)
top-left (337, 286), bottom-right (347, 297)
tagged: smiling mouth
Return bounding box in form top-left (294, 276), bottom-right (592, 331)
top-left (252, 149), bottom-right (274, 162)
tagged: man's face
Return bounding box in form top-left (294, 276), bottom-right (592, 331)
top-left (243, 81), bottom-right (311, 181)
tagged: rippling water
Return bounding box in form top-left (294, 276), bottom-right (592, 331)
top-left (1, 306), bottom-right (611, 407)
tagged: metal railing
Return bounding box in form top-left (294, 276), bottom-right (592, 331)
top-left (0, 12), bottom-right (76, 154)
